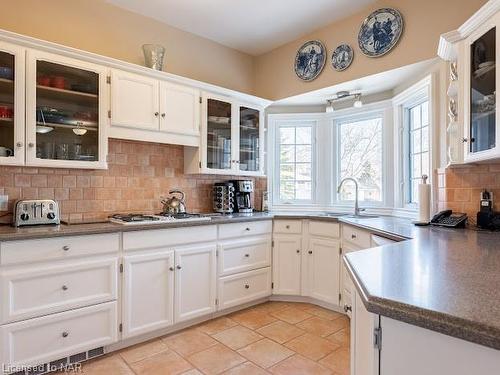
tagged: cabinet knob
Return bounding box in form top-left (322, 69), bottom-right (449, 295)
top-left (462, 138), bottom-right (468, 143)
top-left (176, 265), bottom-right (182, 270)
top-left (245, 227), bottom-right (250, 231)
top-left (16, 142), bottom-right (23, 148)
top-left (154, 112), bottom-right (159, 117)
top-left (62, 245), bottom-right (70, 251)
top-left (169, 267), bottom-right (174, 271)
top-left (296, 249), bottom-right (300, 254)
top-left (351, 234), bottom-right (357, 239)
top-left (244, 253), bottom-right (250, 257)
top-left (244, 284), bottom-right (250, 289)
top-left (343, 304), bottom-right (352, 313)
top-left (62, 285), bottom-right (68, 291)
top-left (28, 142), bottom-right (35, 148)
top-left (308, 250), bottom-right (313, 255)
top-left (161, 113), bottom-right (166, 118)
top-left (286, 225), bottom-right (290, 229)
top-left (62, 331), bottom-right (69, 338)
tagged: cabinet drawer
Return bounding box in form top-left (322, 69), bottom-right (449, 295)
top-left (123, 225), bottom-right (217, 251)
top-left (1, 258), bottom-right (118, 324)
top-left (218, 236), bottom-right (271, 276)
top-left (218, 267), bottom-right (271, 310)
top-left (342, 225), bottom-right (371, 248)
top-left (309, 221), bottom-right (340, 238)
top-left (218, 221), bottom-right (272, 240)
top-left (0, 233), bottom-right (119, 265)
top-left (273, 220), bottom-right (302, 234)
top-left (0, 302), bottom-right (117, 368)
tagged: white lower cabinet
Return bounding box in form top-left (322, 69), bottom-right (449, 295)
top-left (174, 243), bottom-right (217, 323)
top-left (0, 301), bottom-right (117, 368)
top-left (122, 250), bottom-right (175, 339)
top-left (272, 234), bottom-right (302, 295)
top-left (218, 236), bottom-right (271, 276)
top-left (218, 267), bottom-right (272, 310)
top-left (305, 237), bottom-right (340, 305)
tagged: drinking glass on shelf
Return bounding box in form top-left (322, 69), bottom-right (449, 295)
top-left (56, 143), bottom-right (70, 160)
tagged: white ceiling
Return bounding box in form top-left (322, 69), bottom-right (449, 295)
top-left (106, 0), bottom-right (376, 55)
top-left (271, 58), bottom-right (439, 107)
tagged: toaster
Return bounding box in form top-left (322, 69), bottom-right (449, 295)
top-left (13, 199), bottom-right (60, 227)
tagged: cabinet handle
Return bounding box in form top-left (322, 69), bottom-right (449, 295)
top-left (344, 304), bottom-right (352, 313)
top-left (62, 285), bottom-right (68, 291)
top-left (28, 142), bottom-right (34, 148)
top-left (351, 234), bottom-right (357, 239)
top-left (16, 142), bottom-right (23, 148)
top-left (161, 113), bottom-right (166, 118)
top-left (154, 112), bottom-right (159, 117)
top-left (286, 225), bottom-right (290, 229)
top-left (176, 265), bottom-right (182, 270)
top-left (308, 250), bottom-right (313, 255)
top-left (296, 249), bottom-right (300, 254)
top-left (245, 227), bottom-right (250, 231)
top-left (169, 267), bottom-right (174, 271)
top-left (62, 331), bottom-right (69, 338)
top-left (462, 138), bottom-right (468, 143)
top-left (244, 284), bottom-right (250, 289)
top-left (244, 253), bottom-right (250, 257)
top-left (62, 245), bottom-right (70, 251)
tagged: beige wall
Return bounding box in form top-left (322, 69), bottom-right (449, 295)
top-left (0, 0), bottom-right (255, 94)
top-left (254, 0), bottom-right (487, 100)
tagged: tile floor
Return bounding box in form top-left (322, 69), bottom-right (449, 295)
top-left (77, 302), bottom-right (350, 375)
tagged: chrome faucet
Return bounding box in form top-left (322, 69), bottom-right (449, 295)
top-left (337, 177), bottom-right (361, 216)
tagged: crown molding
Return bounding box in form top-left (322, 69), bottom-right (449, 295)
top-left (438, 0), bottom-right (500, 61)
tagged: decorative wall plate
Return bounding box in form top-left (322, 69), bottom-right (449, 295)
top-left (331, 44), bottom-right (354, 71)
top-left (358, 8), bottom-right (403, 57)
top-left (294, 40), bottom-right (326, 81)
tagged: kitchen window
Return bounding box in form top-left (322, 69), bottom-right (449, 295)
top-left (407, 100), bottom-right (430, 204)
top-left (275, 122), bottom-right (315, 203)
top-left (336, 114), bottom-right (384, 203)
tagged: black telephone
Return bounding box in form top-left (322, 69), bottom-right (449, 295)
top-left (430, 210), bottom-right (467, 228)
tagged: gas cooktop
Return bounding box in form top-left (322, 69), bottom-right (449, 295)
top-left (109, 213), bottom-right (212, 225)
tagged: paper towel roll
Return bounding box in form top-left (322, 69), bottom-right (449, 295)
top-left (418, 181), bottom-right (431, 223)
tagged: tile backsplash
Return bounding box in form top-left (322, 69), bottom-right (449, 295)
top-left (0, 139), bottom-right (267, 223)
top-left (437, 164), bottom-right (500, 223)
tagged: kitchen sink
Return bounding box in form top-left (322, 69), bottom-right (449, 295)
top-left (345, 214), bottom-right (379, 219)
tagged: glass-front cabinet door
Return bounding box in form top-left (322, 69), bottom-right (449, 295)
top-left (26, 50), bottom-right (107, 169)
top-left (469, 26), bottom-right (496, 155)
top-left (0, 42), bottom-right (25, 165)
top-left (205, 95), bottom-right (235, 172)
top-left (238, 105), bottom-right (262, 174)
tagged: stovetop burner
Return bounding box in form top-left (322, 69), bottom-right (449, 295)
top-left (109, 212), bottom-right (212, 225)
top-left (110, 214), bottom-right (160, 222)
top-left (157, 212), bottom-right (203, 219)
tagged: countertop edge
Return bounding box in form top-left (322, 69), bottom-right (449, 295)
top-left (343, 255), bottom-right (500, 351)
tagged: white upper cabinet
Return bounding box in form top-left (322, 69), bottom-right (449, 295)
top-left (109, 68), bottom-right (200, 147)
top-left (25, 49), bottom-right (108, 169)
top-left (159, 81), bottom-right (200, 136)
top-left (0, 41), bottom-right (25, 166)
top-left (184, 92), bottom-right (265, 176)
top-left (110, 69), bottom-right (159, 131)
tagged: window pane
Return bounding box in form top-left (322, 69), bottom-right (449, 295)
top-left (411, 154), bottom-right (421, 178)
top-left (339, 117), bottom-right (383, 202)
top-left (296, 163), bottom-right (311, 181)
top-left (411, 179), bottom-right (419, 203)
top-left (421, 101), bottom-right (429, 125)
top-left (296, 127), bottom-right (312, 144)
top-left (421, 126), bottom-right (429, 152)
top-left (296, 145), bottom-right (312, 162)
top-left (280, 181), bottom-right (295, 200)
top-left (411, 129), bottom-right (421, 153)
top-left (421, 152), bottom-right (430, 177)
top-left (411, 106), bottom-right (421, 129)
top-left (296, 181), bottom-right (311, 200)
top-left (280, 164), bottom-right (295, 180)
top-left (280, 145), bottom-right (295, 163)
top-left (280, 127), bottom-right (295, 144)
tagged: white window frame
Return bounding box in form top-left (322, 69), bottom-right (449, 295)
top-left (393, 74), bottom-right (437, 212)
top-left (333, 109), bottom-right (387, 208)
top-left (267, 114), bottom-right (320, 206)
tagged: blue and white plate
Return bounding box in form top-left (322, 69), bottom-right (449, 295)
top-left (358, 8), bottom-right (403, 57)
top-left (332, 44), bottom-right (354, 71)
top-left (294, 40), bottom-right (326, 81)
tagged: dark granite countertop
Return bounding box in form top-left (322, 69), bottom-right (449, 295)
top-left (342, 216), bottom-right (500, 351)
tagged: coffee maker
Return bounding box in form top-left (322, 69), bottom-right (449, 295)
top-left (230, 180), bottom-right (254, 213)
